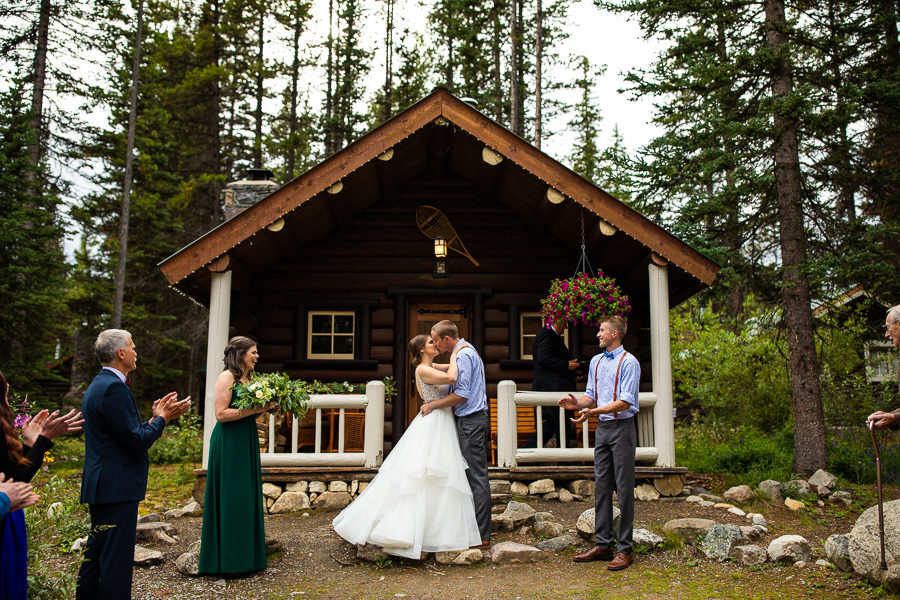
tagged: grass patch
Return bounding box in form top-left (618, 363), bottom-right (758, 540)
top-left (675, 425), bottom-right (792, 485)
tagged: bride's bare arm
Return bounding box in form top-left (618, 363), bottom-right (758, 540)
top-left (417, 345), bottom-right (469, 385)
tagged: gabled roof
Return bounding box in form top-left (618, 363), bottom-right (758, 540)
top-left (159, 88), bottom-right (719, 301)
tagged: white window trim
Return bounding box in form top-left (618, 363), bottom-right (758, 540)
top-left (308, 311), bottom-right (356, 359)
top-left (521, 312), bottom-right (568, 360)
top-left (865, 340), bottom-right (899, 383)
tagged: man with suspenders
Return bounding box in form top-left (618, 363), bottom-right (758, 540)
top-left (559, 315), bottom-right (640, 571)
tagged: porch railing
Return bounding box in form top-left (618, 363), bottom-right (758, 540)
top-left (496, 380), bottom-right (659, 468)
top-left (259, 380), bottom-right (384, 468)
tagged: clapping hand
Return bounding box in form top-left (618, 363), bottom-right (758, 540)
top-left (0, 473), bottom-right (39, 511)
top-left (153, 393), bottom-right (191, 424)
top-left (571, 407), bottom-right (593, 424)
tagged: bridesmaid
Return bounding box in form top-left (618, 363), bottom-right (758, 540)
top-left (198, 337), bottom-right (275, 575)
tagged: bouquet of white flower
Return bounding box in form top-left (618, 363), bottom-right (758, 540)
top-left (232, 372), bottom-right (310, 418)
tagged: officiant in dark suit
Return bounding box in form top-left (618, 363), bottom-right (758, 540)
top-left (77, 329), bottom-right (190, 600)
top-left (526, 319), bottom-right (579, 448)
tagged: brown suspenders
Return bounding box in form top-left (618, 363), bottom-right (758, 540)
top-left (592, 351), bottom-right (629, 420)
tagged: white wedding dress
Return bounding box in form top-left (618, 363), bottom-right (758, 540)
top-left (332, 373), bottom-right (482, 558)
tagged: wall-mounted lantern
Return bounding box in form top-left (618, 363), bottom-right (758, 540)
top-left (433, 237), bottom-right (449, 278)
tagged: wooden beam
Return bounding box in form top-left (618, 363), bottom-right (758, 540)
top-left (159, 93), bottom-right (444, 285)
top-left (225, 253), bottom-right (260, 294)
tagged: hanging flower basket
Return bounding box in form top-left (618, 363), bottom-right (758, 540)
top-left (540, 271), bottom-right (631, 327)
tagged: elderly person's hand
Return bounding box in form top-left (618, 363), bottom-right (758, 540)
top-left (0, 473), bottom-right (39, 511)
top-left (160, 395), bottom-right (191, 423)
top-left (867, 411), bottom-right (896, 431)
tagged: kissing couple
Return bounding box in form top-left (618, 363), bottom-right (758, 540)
top-left (333, 320), bottom-right (491, 557)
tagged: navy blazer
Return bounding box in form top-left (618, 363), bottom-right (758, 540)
top-left (80, 369), bottom-right (166, 504)
top-left (532, 326), bottom-right (576, 392)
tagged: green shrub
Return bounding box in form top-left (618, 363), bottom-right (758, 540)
top-left (827, 425), bottom-right (900, 485)
top-left (148, 413), bottom-right (202, 465)
top-left (676, 423), bottom-right (793, 483)
top-left (26, 474), bottom-right (89, 600)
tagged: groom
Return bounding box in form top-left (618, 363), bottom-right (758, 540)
top-left (421, 320), bottom-right (491, 546)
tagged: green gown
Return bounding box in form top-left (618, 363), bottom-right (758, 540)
top-left (199, 386), bottom-right (267, 574)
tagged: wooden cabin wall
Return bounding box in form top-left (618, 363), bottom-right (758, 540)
top-left (228, 198), bottom-right (656, 452)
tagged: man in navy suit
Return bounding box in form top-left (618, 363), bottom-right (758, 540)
top-left (77, 329), bottom-right (190, 600)
top-left (526, 320), bottom-right (579, 448)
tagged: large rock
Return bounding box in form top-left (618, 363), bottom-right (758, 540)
top-left (270, 492), bottom-right (311, 514)
top-left (490, 480), bottom-right (511, 494)
top-left (133, 545), bottom-right (164, 566)
top-left (663, 518), bottom-right (716, 543)
top-left (723, 485), bottom-right (754, 504)
top-left (698, 493), bottom-right (723, 503)
top-left (633, 528), bottom-right (663, 548)
top-left (784, 498), bottom-right (804, 511)
top-left (308, 481), bottom-right (327, 494)
top-left (849, 499), bottom-right (900, 584)
top-left (808, 469), bottom-right (838, 490)
top-left (634, 484), bottom-right (660, 501)
top-left (576, 507), bottom-right (620, 540)
top-left (261, 483), bottom-right (282, 500)
top-left (830, 491), bottom-right (852, 505)
top-left (312, 491), bottom-right (352, 510)
top-left (783, 479), bottom-right (810, 497)
top-left (266, 536), bottom-right (283, 555)
top-left (701, 524), bottom-right (743, 560)
top-left (510, 481), bottom-right (529, 496)
top-left (490, 541), bottom-right (544, 564)
top-left (175, 551), bottom-right (200, 576)
top-left (528, 479), bottom-right (555, 495)
top-left (536, 534), bottom-right (579, 552)
top-left (558, 488), bottom-right (574, 503)
top-left (533, 520), bottom-right (567, 538)
top-left (181, 500), bottom-right (203, 516)
top-left (758, 480), bottom-right (783, 500)
top-left (882, 566), bottom-right (900, 593)
top-left (767, 535), bottom-right (812, 564)
top-left (328, 480), bottom-right (348, 493)
top-left (653, 474), bottom-right (684, 497)
top-left (569, 480), bottom-right (594, 496)
top-left (825, 533), bottom-right (852, 572)
top-left (502, 501), bottom-right (536, 526)
top-left (730, 544), bottom-right (767, 566)
top-left (491, 514), bottom-right (514, 532)
top-left (135, 522), bottom-right (177, 545)
top-left (435, 549), bottom-right (484, 565)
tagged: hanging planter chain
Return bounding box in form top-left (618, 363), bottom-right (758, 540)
top-left (573, 213), bottom-right (595, 278)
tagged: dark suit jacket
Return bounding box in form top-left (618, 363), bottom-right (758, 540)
top-left (80, 369), bottom-right (166, 505)
top-left (532, 326), bottom-right (576, 391)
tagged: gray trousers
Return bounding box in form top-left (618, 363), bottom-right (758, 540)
top-left (456, 409), bottom-right (492, 541)
top-left (593, 418), bottom-right (636, 553)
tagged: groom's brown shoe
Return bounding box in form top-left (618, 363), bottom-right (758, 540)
top-left (573, 546), bottom-right (614, 562)
top-left (607, 552), bottom-right (633, 571)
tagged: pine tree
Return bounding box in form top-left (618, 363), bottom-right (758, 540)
top-left (568, 56), bottom-right (603, 183)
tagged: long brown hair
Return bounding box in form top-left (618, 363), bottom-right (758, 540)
top-left (0, 370), bottom-right (27, 465)
top-left (223, 336), bottom-right (257, 381)
top-left (408, 334), bottom-right (428, 370)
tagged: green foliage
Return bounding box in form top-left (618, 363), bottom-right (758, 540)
top-left (675, 423), bottom-right (793, 484)
top-left (827, 426), bottom-right (900, 485)
top-left (540, 271), bottom-right (631, 326)
top-left (26, 474), bottom-right (89, 600)
top-left (233, 372), bottom-right (313, 417)
top-left (671, 300), bottom-right (792, 437)
top-left (148, 413), bottom-right (203, 465)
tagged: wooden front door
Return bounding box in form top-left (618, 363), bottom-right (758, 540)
top-left (405, 299), bottom-right (471, 426)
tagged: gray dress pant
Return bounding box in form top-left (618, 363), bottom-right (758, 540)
top-left (593, 418), bottom-right (636, 553)
top-left (456, 409), bottom-right (492, 541)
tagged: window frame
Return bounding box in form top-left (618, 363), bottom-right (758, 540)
top-left (520, 311), bottom-right (568, 360)
top-left (865, 340), bottom-right (899, 383)
top-left (307, 310), bottom-right (356, 360)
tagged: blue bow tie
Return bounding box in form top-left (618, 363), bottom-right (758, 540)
top-left (603, 350), bottom-right (615, 359)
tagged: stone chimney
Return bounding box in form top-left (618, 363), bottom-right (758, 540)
top-left (222, 168), bottom-right (278, 220)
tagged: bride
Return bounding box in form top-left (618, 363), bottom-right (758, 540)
top-left (332, 334), bottom-right (482, 558)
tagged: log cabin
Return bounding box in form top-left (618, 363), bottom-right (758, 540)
top-left (159, 88), bottom-right (720, 484)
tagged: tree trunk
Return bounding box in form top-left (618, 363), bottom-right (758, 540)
top-left (28, 0), bottom-right (51, 187)
top-left (383, 0), bottom-right (394, 122)
top-left (112, 0), bottom-right (145, 329)
top-left (287, 15), bottom-right (301, 179)
top-left (253, 6), bottom-right (264, 169)
top-left (509, 0), bottom-right (518, 134)
top-left (325, 0), bottom-right (335, 154)
top-left (765, 0), bottom-right (826, 474)
top-left (491, 0), bottom-right (502, 122)
top-left (534, 0), bottom-right (542, 149)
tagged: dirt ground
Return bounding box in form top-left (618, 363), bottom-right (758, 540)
top-left (68, 475), bottom-right (893, 600)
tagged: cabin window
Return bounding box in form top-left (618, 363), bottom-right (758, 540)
top-left (519, 312), bottom-right (567, 359)
top-left (866, 341), bottom-right (900, 383)
top-left (307, 311), bottom-right (356, 359)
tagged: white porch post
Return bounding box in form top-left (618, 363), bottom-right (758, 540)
top-left (202, 269), bottom-right (232, 468)
top-left (648, 259), bottom-right (675, 467)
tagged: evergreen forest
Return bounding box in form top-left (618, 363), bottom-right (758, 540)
top-left (0, 0), bottom-right (898, 477)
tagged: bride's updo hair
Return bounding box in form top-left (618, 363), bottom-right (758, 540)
top-left (224, 336), bottom-right (257, 381)
top-left (408, 334), bottom-right (428, 370)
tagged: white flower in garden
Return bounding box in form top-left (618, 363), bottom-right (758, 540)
top-left (256, 390), bottom-right (263, 399)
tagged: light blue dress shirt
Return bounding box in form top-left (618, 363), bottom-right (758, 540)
top-left (583, 345), bottom-right (640, 420)
top-left (451, 338), bottom-right (488, 417)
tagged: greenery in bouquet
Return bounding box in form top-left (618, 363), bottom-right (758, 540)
top-left (232, 372), bottom-right (311, 418)
top-left (540, 271), bottom-right (630, 326)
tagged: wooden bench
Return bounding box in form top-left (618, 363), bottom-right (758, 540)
top-left (489, 397), bottom-right (536, 464)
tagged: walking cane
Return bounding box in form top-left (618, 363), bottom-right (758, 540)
top-left (868, 420), bottom-right (888, 572)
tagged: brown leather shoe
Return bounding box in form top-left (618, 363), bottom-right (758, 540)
top-left (573, 546), bottom-right (614, 562)
top-left (607, 552), bottom-right (633, 571)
